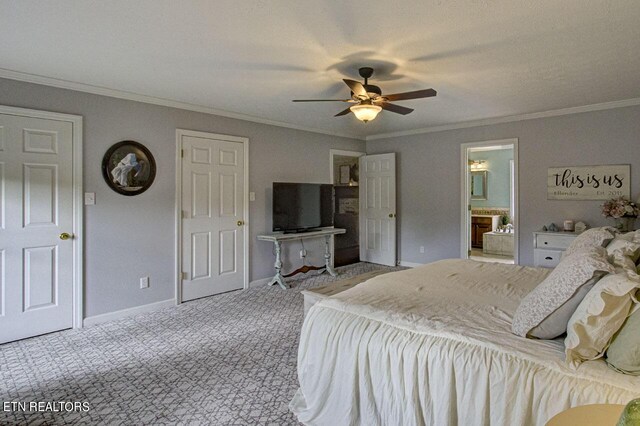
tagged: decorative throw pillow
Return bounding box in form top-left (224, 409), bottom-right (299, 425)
top-left (565, 272), bottom-right (639, 367)
top-left (616, 230), bottom-right (640, 244)
top-left (609, 249), bottom-right (640, 280)
top-left (512, 246), bottom-right (614, 338)
top-left (606, 305), bottom-right (640, 375)
top-left (606, 238), bottom-right (640, 264)
top-left (564, 227), bottom-right (617, 257)
top-left (528, 272), bottom-right (606, 339)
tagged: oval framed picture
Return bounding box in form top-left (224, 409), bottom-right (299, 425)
top-left (102, 140), bottom-right (156, 196)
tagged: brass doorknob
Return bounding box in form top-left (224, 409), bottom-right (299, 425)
top-left (237, 220), bottom-right (244, 226)
top-left (59, 232), bottom-right (72, 240)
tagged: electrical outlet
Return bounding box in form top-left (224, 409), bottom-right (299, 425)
top-left (419, 246), bottom-right (425, 253)
top-left (140, 276), bottom-right (149, 289)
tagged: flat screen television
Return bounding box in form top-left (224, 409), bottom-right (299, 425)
top-left (272, 182), bottom-right (334, 233)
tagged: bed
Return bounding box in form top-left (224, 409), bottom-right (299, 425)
top-left (289, 259), bottom-right (640, 425)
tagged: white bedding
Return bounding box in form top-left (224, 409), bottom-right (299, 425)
top-left (289, 259), bottom-right (640, 426)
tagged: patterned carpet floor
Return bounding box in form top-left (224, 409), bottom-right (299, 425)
top-left (0, 262), bottom-right (399, 425)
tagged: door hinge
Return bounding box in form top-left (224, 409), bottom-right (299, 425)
top-left (181, 149), bottom-right (184, 158)
top-left (182, 210), bottom-right (188, 219)
top-left (182, 272), bottom-right (188, 280)
top-left (468, 204), bottom-right (472, 211)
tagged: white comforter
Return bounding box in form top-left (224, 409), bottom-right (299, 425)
top-left (290, 260), bottom-right (640, 426)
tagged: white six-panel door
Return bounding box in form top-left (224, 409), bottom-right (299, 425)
top-left (359, 153), bottom-right (397, 266)
top-left (180, 132), bottom-right (246, 301)
top-left (0, 113), bottom-right (75, 344)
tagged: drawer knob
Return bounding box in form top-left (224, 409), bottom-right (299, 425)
top-left (545, 256), bottom-right (553, 260)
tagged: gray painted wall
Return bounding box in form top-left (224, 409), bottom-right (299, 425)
top-left (367, 105), bottom-right (640, 266)
top-left (0, 78), bottom-right (364, 317)
top-left (469, 148), bottom-right (513, 208)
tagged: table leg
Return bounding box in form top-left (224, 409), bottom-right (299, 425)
top-left (268, 240), bottom-right (288, 289)
top-left (324, 235), bottom-right (337, 277)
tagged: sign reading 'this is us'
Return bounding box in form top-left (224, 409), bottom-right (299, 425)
top-left (547, 165), bottom-right (631, 200)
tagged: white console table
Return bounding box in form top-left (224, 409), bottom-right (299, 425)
top-left (257, 228), bottom-right (346, 289)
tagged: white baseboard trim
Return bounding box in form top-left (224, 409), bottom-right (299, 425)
top-left (83, 298), bottom-right (176, 327)
top-left (249, 277), bottom-right (273, 288)
top-left (399, 261), bottom-right (425, 268)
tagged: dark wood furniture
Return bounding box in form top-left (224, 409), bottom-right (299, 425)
top-left (334, 186), bottom-right (360, 267)
top-left (471, 216), bottom-right (494, 249)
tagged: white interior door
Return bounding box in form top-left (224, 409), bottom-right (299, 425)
top-left (180, 133), bottom-right (246, 301)
top-left (0, 113), bottom-right (75, 344)
top-left (359, 153), bottom-right (396, 266)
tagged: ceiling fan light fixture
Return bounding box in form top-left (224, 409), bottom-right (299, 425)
top-left (292, 66), bottom-right (436, 121)
top-left (350, 103), bottom-right (382, 123)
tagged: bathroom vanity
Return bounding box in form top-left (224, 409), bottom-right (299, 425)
top-left (471, 215), bottom-right (500, 248)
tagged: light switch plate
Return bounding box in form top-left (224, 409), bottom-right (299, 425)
top-left (140, 276), bottom-right (149, 289)
top-left (249, 192), bottom-right (256, 201)
top-left (84, 192), bottom-right (96, 205)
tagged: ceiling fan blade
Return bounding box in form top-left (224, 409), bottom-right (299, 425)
top-left (292, 99), bottom-right (352, 102)
top-left (383, 88), bottom-right (437, 102)
top-left (334, 107), bottom-right (352, 117)
top-left (343, 79), bottom-right (369, 99)
top-left (380, 102), bottom-right (414, 115)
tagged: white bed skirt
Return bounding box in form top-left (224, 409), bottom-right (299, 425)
top-left (289, 260), bottom-right (640, 426)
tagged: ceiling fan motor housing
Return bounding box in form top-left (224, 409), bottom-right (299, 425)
top-left (358, 67), bottom-right (374, 79)
top-left (364, 84), bottom-right (382, 97)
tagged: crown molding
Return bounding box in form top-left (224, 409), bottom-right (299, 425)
top-left (0, 68), bottom-right (365, 141)
top-left (365, 97), bottom-right (640, 141)
top-left (3, 68), bottom-right (639, 143)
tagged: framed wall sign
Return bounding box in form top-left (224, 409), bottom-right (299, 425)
top-left (102, 140), bottom-right (156, 196)
top-left (547, 164), bottom-right (630, 200)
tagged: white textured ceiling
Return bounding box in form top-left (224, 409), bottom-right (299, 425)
top-left (1, 0), bottom-right (640, 139)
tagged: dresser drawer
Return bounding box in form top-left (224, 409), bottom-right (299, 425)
top-left (535, 233), bottom-right (574, 250)
top-left (534, 249), bottom-right (562, 268)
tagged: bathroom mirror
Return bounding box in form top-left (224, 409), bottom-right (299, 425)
top-left (471, 171), bottom-right (487, 200)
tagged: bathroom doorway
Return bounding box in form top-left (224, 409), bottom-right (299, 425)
top-left (460, 139), bottom-right (518, 264)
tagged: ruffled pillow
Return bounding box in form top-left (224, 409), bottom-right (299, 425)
top-left (606, 237), bottom-right (640, 264)
top-left (564, 227), bottom-right (617, 257)
top-left (606, 304), bottom-right (640, 375)
top-left (512, 246), bottom-right (614, 338)
top-left (565, 271), bottom-right (639, 367)
top-left (616, 230), bottom-right (640, 243)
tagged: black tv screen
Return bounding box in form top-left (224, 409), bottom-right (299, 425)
top-left (272, 183), bottom-right (334, 232)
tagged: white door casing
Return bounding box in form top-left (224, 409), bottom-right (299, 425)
top-left (460, 138), bottom-right (519, 263)
top-left (359, 153), bottom-right (397, 266)
top-left (176, 130), bottom-right (248, 302)
top-left (0, 107), bottom-right (83, 344)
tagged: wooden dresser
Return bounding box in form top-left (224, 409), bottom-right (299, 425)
top-left (471, 215), bottom-right (500, 248)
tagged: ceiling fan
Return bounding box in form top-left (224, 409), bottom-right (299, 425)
top-left (292, 67), bottom-right (436, 123)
